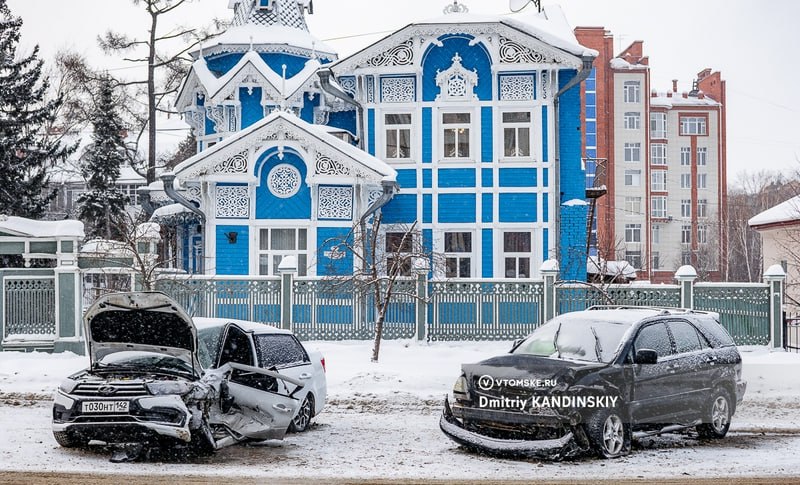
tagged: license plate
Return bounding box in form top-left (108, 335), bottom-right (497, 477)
top-left (81, 401), bottom-right (129, 413)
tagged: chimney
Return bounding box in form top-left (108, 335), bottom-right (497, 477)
top-left (698, 91), bottom-right (705, 99)
top-left (667, 91), bottom-right (672, 98)
top-left (682, 92), bottom-right (688, 98)
top-left (672, 79), bottom-right (678, 92)
top-left (697, 68), bottom-right (712, 80)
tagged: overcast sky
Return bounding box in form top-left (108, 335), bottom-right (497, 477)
top-left (7, 0), bottom-right (799, 184)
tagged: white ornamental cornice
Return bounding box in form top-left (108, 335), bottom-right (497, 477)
top-left (176, 73), bottom-right (209, 112)
top-left (332, 22), bottom-right (581, 74)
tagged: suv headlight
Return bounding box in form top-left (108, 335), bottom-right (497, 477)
top-left (451, 375), bottom-right (470, 404)
top-left (58, 379), bottom-right (78, 394)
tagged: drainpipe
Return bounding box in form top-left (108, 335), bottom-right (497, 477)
top-left (358, 178), bottom-right (398, 272)
top-left (160, 173), bottom-right (206, 223)
top-left (552, 55), bottom-right (595, 266)
top-left (317, 68), bottom-right (365, 150)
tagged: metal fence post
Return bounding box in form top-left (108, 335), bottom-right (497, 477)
top-left (764, 264), bottom-right (787, 350)
top-left (540, 259), bottom-right (559, 321)
top-left (278, 256), bottom-right (297, 331)
top-left (53, 265), bottom-right (83, 354)
top-left (415, 271), bottom-right (427, 341)
top-left (675, 265), bottom-right (697, 309)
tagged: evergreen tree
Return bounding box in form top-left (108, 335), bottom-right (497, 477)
top-left (0, 1), bottom-right (71, 217)
top-left (76, 77), bottom-right (129, 240)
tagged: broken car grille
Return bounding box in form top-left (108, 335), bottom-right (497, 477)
top-left (72, 382), bottom-right (148, 397)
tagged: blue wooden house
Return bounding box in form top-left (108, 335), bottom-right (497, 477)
top-left (159, 0), bottom-right (596, 281)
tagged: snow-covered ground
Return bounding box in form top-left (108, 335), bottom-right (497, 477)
top-left (1, 341), bottom-right (800, 480)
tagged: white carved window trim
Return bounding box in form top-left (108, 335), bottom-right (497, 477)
top-left (440, 111), bottom-right (473, 161)
top-left (380, 77), bottom-right (416, 103)
top-left (215, 185), bottom-right (250, 219)
top-left (317, 185), bottom-right (354, 220)
top-left (499, 74), bottom-right (535, 101)
top-left (382, 112), bottom-right (413, 161)
top-left (257, 227), bottom-right (309, 277)
top-left (267, 164), bottom-right (302, 199)
top-left (500, 110), bottom-right (534, 160)
top-left (435, 53), bottom-right (478, 102)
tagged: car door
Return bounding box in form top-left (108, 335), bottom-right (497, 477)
top-left (629, 322), bottom-right (677, 423)
top-left (206, 325), bottom-right (302, 446)
top-left (665, 320), bottom-right (714, 418)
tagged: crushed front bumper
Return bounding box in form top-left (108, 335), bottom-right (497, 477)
top-left (439, 397), bottom-right (580, 459)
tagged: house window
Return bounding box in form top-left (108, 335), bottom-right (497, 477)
top-left (697, 173), bottom-right (708, 189)
top-left (681, 225), bottom-right (691, 244)
top-left (385, 113), bottom-right (411, 159)
top-left (625, 224), bottom-right (642, 243)
top-left (681, 173), bottom-right (691, 189)
top-left (625, 251), bottom-right (642, 270)
top-left (624, 142), bottom-right (641, 162)
top-left (444, 232), bottom-right (472, 278)
top-left (623, 81), bottom-right (641, 103)
top-left (625, 196), bottom-right (641, 214)
top-left (624, 112), bottom-right (641, 130)
top-left (682, 251), bottom-right (692, 265)
top-left (385, 231), bottom-right (414, 276)
top-left (680, 116), bottom-right (707, 135)
top-left (652, 224), bottom-right (661, 244)
top-left (442, 112), bottom-right (471, 159)
top-left (697, 199), bottom-right (708, 218)
top-left (258, 228), bottom-right (308, 276)
top-left (698, 225), bottom-right (708, 244)
top-left (652, 252), bottom-right (660, 270)
top-left (624, 170), bottom-right (641, 187)
top-left (651, 196), bottom-right (667, 218)
top-left (697, 147), bottom-right (707, 166)
top-left (650, 112), bottom-right (666, 138)
top-left (503, 232), bottom-right (532, 278)
top-left (502, 111), bottom-right (531, 158)
top-left (651, 171), bottom-right (667, 191)
top-left (257, 0), bottom-right (272, 8)
top-left (681, 199), bottom-right (692, 218)
top-left (651, 143), bottom-right (667, 165)
top-left (680, 147), bottom-right (691, 166)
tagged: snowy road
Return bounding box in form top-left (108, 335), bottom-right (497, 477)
top-left (2, 400), bottom-right (800, 483)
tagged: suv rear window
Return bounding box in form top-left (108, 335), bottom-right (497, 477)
top-left (693, 317), bottom-right (736, 347)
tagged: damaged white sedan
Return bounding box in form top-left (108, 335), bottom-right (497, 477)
top-left (52, 292), bottom-right (303, 460)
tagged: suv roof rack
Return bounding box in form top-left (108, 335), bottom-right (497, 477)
top-left (585, 305), bottom-right (719, 318)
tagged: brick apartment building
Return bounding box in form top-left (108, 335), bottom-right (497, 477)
top-left (575, 27), bottom-right (727, 282)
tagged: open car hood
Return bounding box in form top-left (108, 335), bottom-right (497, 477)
top-left (84, 292), bottom-right (198, 369)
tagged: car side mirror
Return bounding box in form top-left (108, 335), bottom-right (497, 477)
top-left (634, 349), bottom-right (658, 364)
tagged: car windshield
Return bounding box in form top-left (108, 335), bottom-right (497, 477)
top-left (197, 325), bottom-right (225, 369)
top-left (513, 316), bottom-right (632, 363)
top-left (97, 351), bottom-right (196, 377)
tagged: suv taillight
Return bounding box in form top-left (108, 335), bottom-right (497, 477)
top-left (321, 357), bottom-right (326, 373)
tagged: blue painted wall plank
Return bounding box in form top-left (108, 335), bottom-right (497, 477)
top-left (481, 106), bottom-right (493, 162)
top-left (499, 168), bottom-right (537, 187)
top-left (482, 229), bottom-right (493, 278)
top-left (437, 168), bottom-right (476, 188)
top-left (216, 225), bottom-right (249, 275)
top-left (438, 194), bottom-right (476, 223)
top-left (422, 107), bottom-right (432, 163)
top-left (499, 193), bottom-right (537, 222)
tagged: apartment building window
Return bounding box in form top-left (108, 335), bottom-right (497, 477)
top-left (258, 228), bottom-right (308, 276)
top-left (624, 112), bottom-right (641, 130)
top-left (652, 224), bottom-right (661, 244)
top-left (697, 199), bottom-right (708, 218)
top-left (384, 113), bottom-right (412, 159)
top-left (442, 112), bottom-right (471, 159)
top-left (681, 173), bottom-right (692, 189)
top-left (651, 196), bottom-right (667, 218)
top-left (444, 232), bottom-right (472, 278)
top-left (503, 232), bottom-right (532, 278)
top-left (651, 143), bottom-right (667, 165)
top-left (697, 147), bottom-right (707, 166)
top-left (651, 171), bottom-right (667, 191)
top-left (680, 116), bottom-right (707, 135)
top-left (625, 196), bottom-right (642, 214)
top-left (681, 225), bottom-right (691, 244)
top-left (680, 147), bottom-right (691, 166)
top-left (623, 81), bottom-right (641, 103)
top-left (625, 251), bottom-right (642, 270)
top-left (386, 231), bottom-right (415, 276)
top-left (698, 225), bottom-right (708, 244)
top-left (698, 173), bottom-right (708, 189)
top-left (681, 199), bottom-right (692, 218)
top-left (625, 224), bottom-right (642, 243)
top-left (650, 112), bottom-right (667, 138)
top-left (624, 142), bottom-right (641, 162)
top-left (624, 169), bottom-right (641, 187)
top-left (652, 252), bottom-right (660, 270)
top-left (502, 111), bottom-right (532, 158)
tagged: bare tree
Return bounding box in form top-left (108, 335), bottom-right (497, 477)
top-left (98, 0), bottom-right (218, 184)
top-left (322, 215), bottom-right (440, 362)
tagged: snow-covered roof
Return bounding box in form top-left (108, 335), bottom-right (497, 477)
top-left (173, 110), bottom-right (396, 183)
top-left (194, 23), bottom-right (336, 60)
top-left (80, 239), bottom-right (131, 256)
top-left (152, 203), bottom-right (194, 219)
top-left (0, 216), bottom-right (84, 239)
top-left (650, 91), bottom-right (721, 108)
top-left (587, 256), bottom-right (637, 279)
top-left (749, 195), bottom-right (800, 228)
top-left (610, 57), bottom-right (647, 70)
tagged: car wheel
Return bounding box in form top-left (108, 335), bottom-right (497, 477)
top-left (584, 408), bottom-right (630, 458)
top-left (289, 395), bottom-right (313, 433)
top-left (696, 388), bottom-right (732, 439)
top-left (53, 430), bottom-right (81, 448)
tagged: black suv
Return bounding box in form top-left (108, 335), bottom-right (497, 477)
top-left (440, 306), bottom-right (746, 459)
